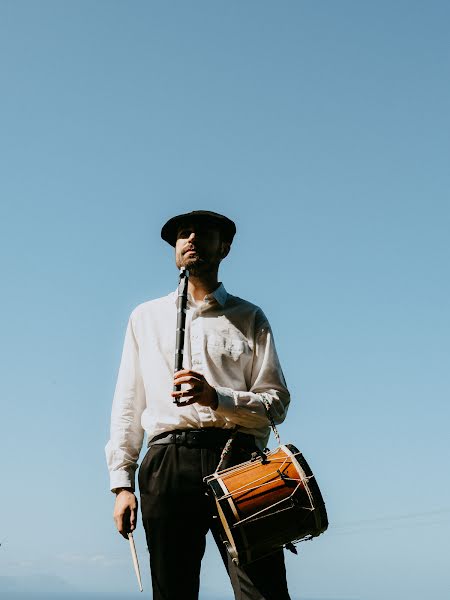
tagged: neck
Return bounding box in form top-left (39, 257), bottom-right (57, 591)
top-left (187, 272), bottom-right (220, 303)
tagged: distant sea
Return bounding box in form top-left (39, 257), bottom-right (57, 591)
top-left (0, 595), bottom-right (355, 600)
top-left (0, 575), bottom-right (354, 599)
top-left (0, 596), bottom-right (143, 600)
top-left (0, 596), bottom-right (139, 600)
top-left (0, 596), bottom-right (231, 600)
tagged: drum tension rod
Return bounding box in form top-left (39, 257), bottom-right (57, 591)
top-left (277, 468), bottom-right (289, 481)
top-left (251, 449), bottom-right (270, 464)
top-left (285, 542), bottom-right (298, 555)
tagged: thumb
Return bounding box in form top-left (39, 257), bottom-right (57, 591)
top-left (129, 508), bottom-right (136, 531)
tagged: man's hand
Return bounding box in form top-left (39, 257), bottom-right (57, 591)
top-left (113, 490), bottom-right (138, 540)
top-left (172, 369), bottom-right (218, 409)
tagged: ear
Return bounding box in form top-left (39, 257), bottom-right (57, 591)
top-left (220, 241), bottom-right (231, 259)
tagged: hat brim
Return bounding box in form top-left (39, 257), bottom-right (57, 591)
top-left (161, 211), bottom-right (236, 247)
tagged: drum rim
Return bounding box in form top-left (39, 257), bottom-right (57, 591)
top-left (208, 475), bottom-right (249, 565)
top-left (284, 443), bottom-right (329, 535)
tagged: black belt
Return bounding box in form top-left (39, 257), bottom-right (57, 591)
top-left (147, 428), bottom-right (256, 449)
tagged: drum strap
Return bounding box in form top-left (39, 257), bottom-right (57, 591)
top-left (260, 395), bottom-right (281, 445)
top-left (214, 396), bottom-right (281, 473)
top-left (214, 429), bottom-right (238, 473)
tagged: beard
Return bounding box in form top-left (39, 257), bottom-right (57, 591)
top-left (176, 250), bottom-right (221, 276)
top-left (182, 255), bottom-right (208, 276)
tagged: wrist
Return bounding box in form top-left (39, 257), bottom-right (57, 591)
top-left (113, 487), bottom-right (133, 495)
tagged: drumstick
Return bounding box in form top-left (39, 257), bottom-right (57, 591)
top-left (128, 532), bottom-right (143, 592)
top-left (173, 266), bottom-right (189, 404)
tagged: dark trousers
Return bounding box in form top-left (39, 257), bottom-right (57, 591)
top-left (138, 440), bottom-right (291, 600)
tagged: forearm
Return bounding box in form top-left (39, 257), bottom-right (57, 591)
top-left (106, 315), bottom-right (146, 492)
top-left (214, 386), bottom-right (290, 429)
top-left (106, 425), bottom-right (145, 491)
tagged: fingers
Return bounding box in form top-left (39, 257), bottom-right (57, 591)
top-left (113, 493), bottom-right (138, 540)
top-left (175, 369), bottom-right (204, 377)
top-left (172, 386), bottom-right (201, 402)
top-left (171, 394), bottom-right (197, 406)
top-left (171, 369), bottom-right (217, 410)
top-left (172, 371), bottom-right (203, 405)
top-left (172, 382), bottom-right (202, 394)
top-left (173, 374), bottom-right (203, 387)
top-left (173, 369), bottom-right (203, 384)
top-left (172, 386), bottom-right (201, 397)
top-left (114, 510), bottom-right (129, 539)
top-left (129, 505), bottom-right (137, 532)
top-left (172, 370), bottom-right (215, 407)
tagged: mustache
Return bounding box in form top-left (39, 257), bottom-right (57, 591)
top-left (183, 244), bottom-right (198, 254)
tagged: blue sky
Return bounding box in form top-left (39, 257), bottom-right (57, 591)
top-left (1, 2), bottom-right (449, 599)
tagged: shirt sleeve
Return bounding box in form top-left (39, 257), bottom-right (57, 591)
top-left (214, 311), bottom-right (290, 429)
top-left (105, 314), bottom-right (146, 492)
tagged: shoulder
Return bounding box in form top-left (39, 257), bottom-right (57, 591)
top-left (129, 292), bottom-right (175, 323)
top-left (225, 294), bottom-right (269, 329)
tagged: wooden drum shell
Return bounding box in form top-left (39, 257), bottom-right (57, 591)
top-left (206, 444), bottom-right (328, 565)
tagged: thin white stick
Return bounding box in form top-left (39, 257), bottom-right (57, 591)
top-left (128, 532), bottom-right (143, 592)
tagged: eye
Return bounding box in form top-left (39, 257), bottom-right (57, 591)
top-left (177, 228), bottom-right (192, 239)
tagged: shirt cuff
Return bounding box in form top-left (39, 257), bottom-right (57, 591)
top-left (214, 386), bottom-right (236, 417)
top-left (110, 470), bottom-right (135, 493)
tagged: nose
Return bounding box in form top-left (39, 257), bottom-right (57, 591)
top-left (188, 231), bottom-right (196, 242)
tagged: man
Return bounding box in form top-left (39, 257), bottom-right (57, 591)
top-left (106, 210), bottom-right (291, 600)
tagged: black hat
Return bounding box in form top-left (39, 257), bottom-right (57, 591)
top-left (161, 210), bottom-right (236, 247)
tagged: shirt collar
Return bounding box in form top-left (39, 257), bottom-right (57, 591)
top-left (207, 282), bottom-right (228, 306)
top-left (172, 282), bottom-right (228, 307)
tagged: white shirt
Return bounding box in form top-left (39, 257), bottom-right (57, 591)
top-left (105, 283), bottom-right (290, 491)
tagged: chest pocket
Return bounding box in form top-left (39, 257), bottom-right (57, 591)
top-left (206, 331), bottom-right (250, 362)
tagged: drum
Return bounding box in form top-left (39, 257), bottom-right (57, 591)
top-left (205, 444), bottom-right (328, 566)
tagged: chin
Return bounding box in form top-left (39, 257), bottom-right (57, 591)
top-left (184, 258), bottom-right (209, 275)
top-left (177, 256), bottom-right (200, 269)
